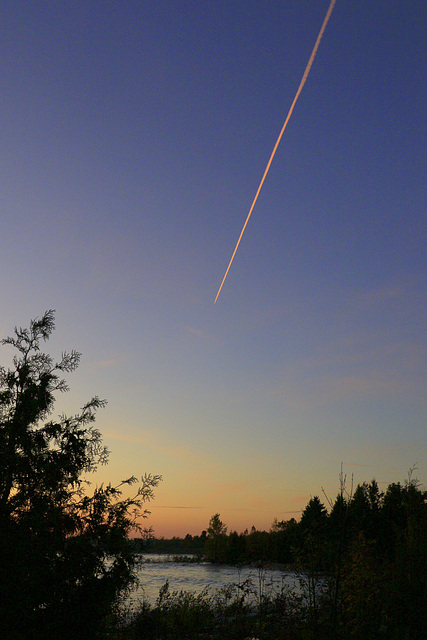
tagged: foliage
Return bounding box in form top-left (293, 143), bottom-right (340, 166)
top-left (144, 472), bottom-right (426, 638)
top-left (132, 532), bottom-right (206, 557)
top-left (106, 467), bottom-right (427, 639)
top-left (0, 311), bottom-right (161, 640)
top-left (128, 581), bottom-right (215, 639)
top-left (205, 512), bottom-right (228, 563)
top-left (122, 575), bottom-right (304, 640)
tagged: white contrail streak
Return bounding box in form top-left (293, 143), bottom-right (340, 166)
top-left (214, 0), bottom-right (337, 304)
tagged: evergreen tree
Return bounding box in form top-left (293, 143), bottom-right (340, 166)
top-left (0, 311), bottom-right (161, 640)
top-left (205, 513), bottom-right (227, 563)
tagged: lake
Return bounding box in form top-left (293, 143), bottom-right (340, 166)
top-left (126, 554), bottom-right (301, 608)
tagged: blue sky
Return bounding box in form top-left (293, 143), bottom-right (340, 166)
top-left (1, 1), bottom-right (425, 536)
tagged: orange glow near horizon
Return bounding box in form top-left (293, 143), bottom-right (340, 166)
top-left (142, 504), bottom-right (306, 539)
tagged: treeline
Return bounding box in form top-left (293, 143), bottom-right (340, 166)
top-left (132, 474), bottom-right (427, 638)
top-left (130, 533), bottom-right (206, 557)
top-left (203, 477), bottom-right (426, 568)
top-left (137, 475), bottom-right (427, 570)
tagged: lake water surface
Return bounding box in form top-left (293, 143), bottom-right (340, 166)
top-left (127, 554), bottom-right (300, 608)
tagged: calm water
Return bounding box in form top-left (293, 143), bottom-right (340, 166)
top-left (127, 554), bottom-right (300, 608)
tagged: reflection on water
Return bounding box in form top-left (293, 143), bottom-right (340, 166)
top-left (127, 554), bottom-right (300, 608)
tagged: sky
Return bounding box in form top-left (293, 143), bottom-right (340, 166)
top-left (1, 1), bottom-right (426, 538)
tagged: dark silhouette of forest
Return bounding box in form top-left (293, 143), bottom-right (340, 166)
top-left (131, 475), bottom-right (427, 639)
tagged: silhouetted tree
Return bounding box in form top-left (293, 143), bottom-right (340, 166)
top-left (205, 513), bottom-right (227, 563)
top-left (381, 474), bottom-right (427, 638)
top-left (245, 527), bottom-right (271, 563)
top-left (0, 311), bottom-right (161, 640)
top-left (226, 530), bottom-right (246, 565)
top-left (347, 480), bottom-right (383, 544)
top-left (331, 473), bottom-right (427, 639)
top-left (296, 497), bottom-right (328, 627)
top-left (270, 517), bottom-right (299, 564)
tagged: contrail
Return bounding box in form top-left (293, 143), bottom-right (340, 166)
top-left (214, 0), bottom-right (337, 304)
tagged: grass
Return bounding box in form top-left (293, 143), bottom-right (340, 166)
top-left (105, 574), bottom-right (314, 640)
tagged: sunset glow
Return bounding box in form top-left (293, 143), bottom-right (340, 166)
top-left (0, 1), bottom-right (425, 539)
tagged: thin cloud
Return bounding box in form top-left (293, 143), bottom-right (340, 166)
top-left (185, 326), bottom-right (206, 338)
top-left (343, 462), bottom-right (400, 472)
top-left (152, 505), bottom-right (205, 510)
top-left (323, 374), bottom-right (397, 398)
top-left (152, 505), bottom-right (302, 514)
top-left (104, 428), bottom-right (218, 467)
top-left (104, 430), bottom-right (152, 445)
top-left (346, 287), bottom-right (403, 315)
top-left (84, 359), bottom-right (119, 372)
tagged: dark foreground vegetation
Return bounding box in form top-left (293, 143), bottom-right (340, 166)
top-left (0, 312), bottom-right (161, 640)
top-left (121, 471), bottom-right (427, 640)
top-left (1, 312), bottom-right (426, 639)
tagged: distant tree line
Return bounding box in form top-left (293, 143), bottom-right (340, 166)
top-left (131, 532), bottom-right (207, 557)
top-left (140, 475), bottom-right (426, 568)
top-left (136, 473), bottom-right (427, 637)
